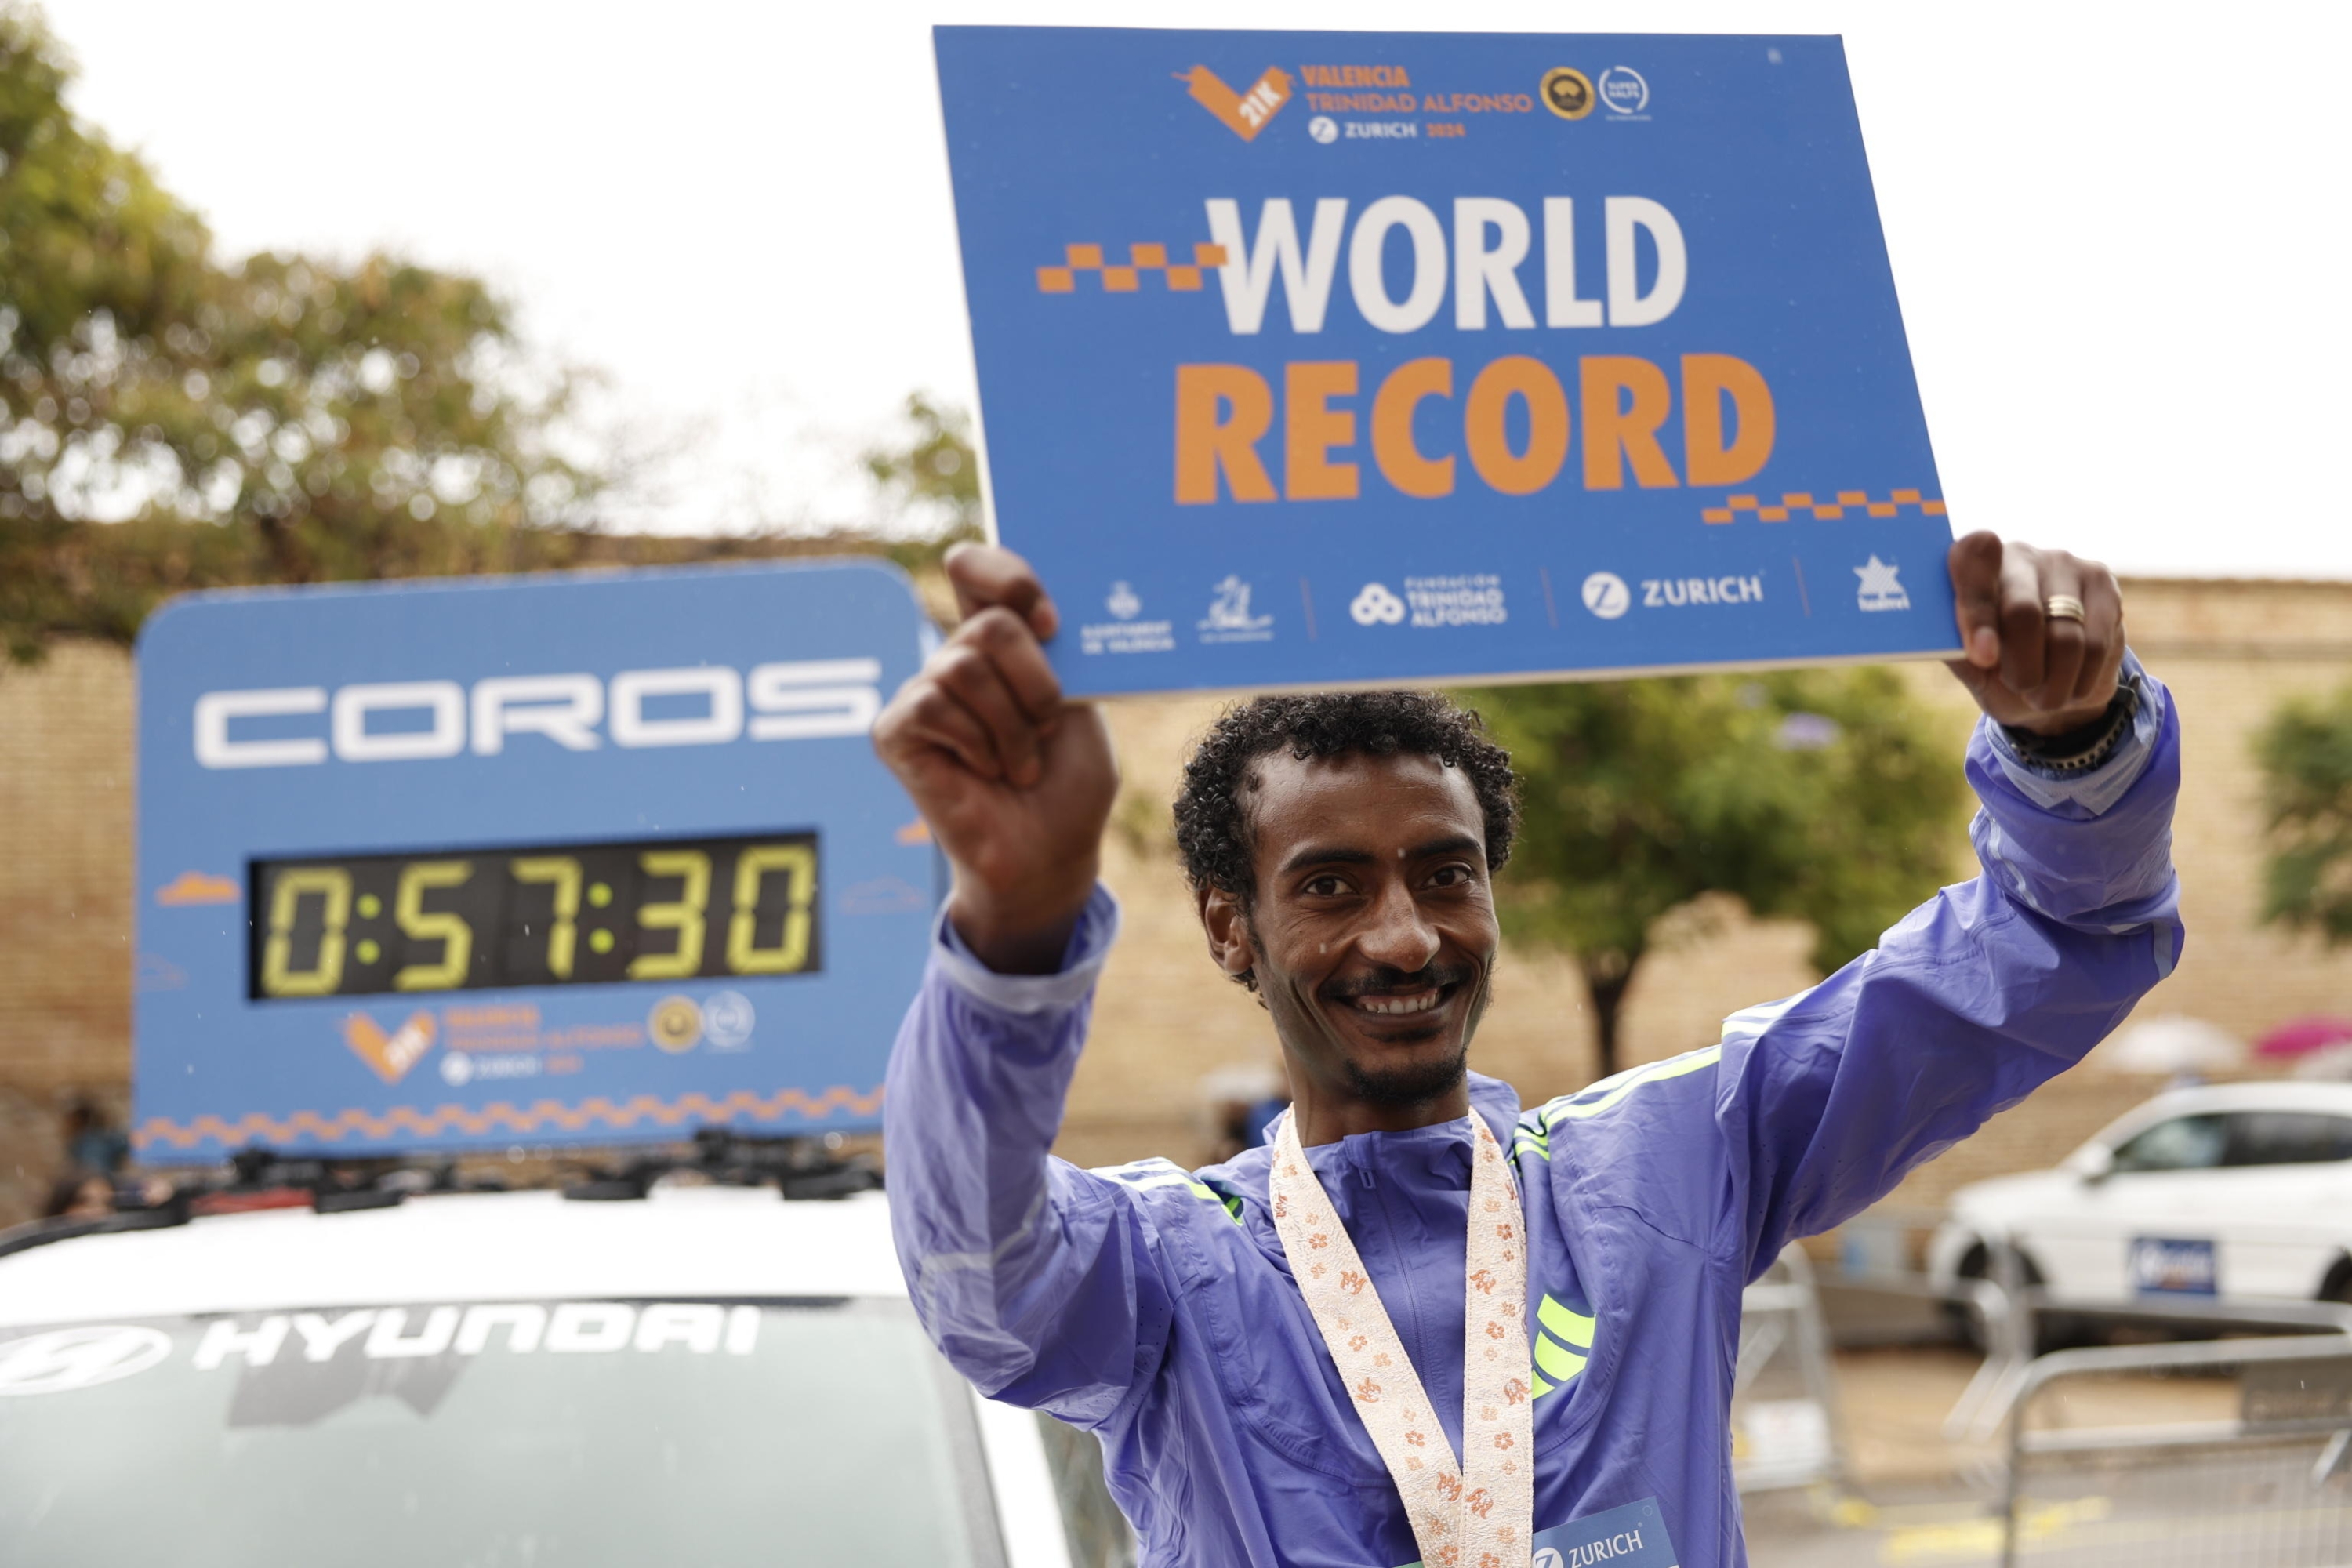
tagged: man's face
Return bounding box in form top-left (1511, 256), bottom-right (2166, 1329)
top-left (1205, 750), bottom-right (1500, 1108)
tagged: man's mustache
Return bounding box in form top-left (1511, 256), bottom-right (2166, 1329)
top-left (1320, 962), bottom-right (1479, 1003)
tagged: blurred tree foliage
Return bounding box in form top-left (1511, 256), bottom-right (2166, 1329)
top-left (862, 393), bottom-right (983, 542)
top-left (1458, 669), bottom-right (1968, 1080)
top-left (2256, 683), bottom-right (2352, 945)
top-left (0, 5), bottom-right (593, 662)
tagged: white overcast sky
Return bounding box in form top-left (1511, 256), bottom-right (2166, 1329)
top-left (45, 1), bottom-right (2351, 576)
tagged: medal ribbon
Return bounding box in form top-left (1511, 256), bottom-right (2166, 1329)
top-left (1270, 1110), bottom-right (1534, 1568)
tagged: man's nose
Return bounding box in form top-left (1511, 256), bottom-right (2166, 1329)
top-left (1356, 879), bottom-right (1441, 975)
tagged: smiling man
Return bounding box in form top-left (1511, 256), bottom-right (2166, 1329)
top-left (874, 535), bottom-right (2180, 1568)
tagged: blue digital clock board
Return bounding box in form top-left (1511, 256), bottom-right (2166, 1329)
top-left (936, 27), bottom-right (1962, 695)
top-left (132, 561), bottom-right (938, 1162)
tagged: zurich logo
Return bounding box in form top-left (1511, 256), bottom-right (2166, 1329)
top-left (1581, 572), bottom-right (1632, 620)
top-left (0, 1325), bottom-right (172, 1396)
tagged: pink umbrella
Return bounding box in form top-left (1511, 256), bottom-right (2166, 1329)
top-left (2255, 1016), bottom-right (2352, 1058)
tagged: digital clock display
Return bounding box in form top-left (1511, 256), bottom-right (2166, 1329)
top-left (249, 832), bottom-right (822, 1000)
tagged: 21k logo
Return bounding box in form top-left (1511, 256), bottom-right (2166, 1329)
top-left (343, 1010), bottom-right (437, 1084)
top-left (1177, 64), bottom-right (1292, 140)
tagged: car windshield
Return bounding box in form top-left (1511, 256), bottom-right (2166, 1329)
top-left (0, 1298), bottom-right (1001, 1567)
top-left (2111, 1113), bottom-right (2227, 1172)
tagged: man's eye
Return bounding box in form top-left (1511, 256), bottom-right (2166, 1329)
top-left (1303, 875), bottom-right (1348, 897)
top-left (1429, 865), bottom-right (1474, 887)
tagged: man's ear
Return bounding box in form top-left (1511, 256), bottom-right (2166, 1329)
top-left (1196, 885), bottom-right (1257, 979)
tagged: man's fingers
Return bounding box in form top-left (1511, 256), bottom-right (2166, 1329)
top-left (887, 677), bottom-right (1006, 781)
top-left (1939, 536), bottom-right (2130, 732)
top-left (936, 643), bottom-right (1047, 786)
top-left (875, 599), bottom-right (1067, 791)
top-left (961, 606), bottom-right (1065, 724)
top-left (1996, 546), bottom-right (2050, 696)
top-left (2074, 571), bottom-right (2125, 705)
top-left (1947, 531), bottom-right (2005, 669)
top-left (946, 543), bottom-right (1059, 640)
top-left (2031, 557), bottom-right (2087, 707)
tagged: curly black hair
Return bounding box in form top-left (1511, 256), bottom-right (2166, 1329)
top-left (1172, 690), bottom-right (1520, 918)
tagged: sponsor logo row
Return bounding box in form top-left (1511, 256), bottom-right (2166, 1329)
top-left (1186, 60), bottom-right (1657, 144)
top-left (1081, 556), bottom-right (1915, 655)
top-left (346, 988), bottom-right (759, 1091)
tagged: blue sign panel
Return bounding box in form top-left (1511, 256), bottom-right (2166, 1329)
top-left (133, 561), bottom-right (937, 1161)
top-left (936, 27), bottom-right (1960, 695)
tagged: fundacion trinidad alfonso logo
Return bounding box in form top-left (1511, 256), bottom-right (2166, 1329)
top-left (1351, 583), bottom-right (1406, 626)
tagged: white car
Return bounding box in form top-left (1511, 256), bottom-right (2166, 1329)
top-left (0, 1180), bottom-right (1134, 1567)
top-left (1929, 1081), bottom-right (2352, 1306)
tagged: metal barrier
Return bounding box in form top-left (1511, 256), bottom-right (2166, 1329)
top-left (1731, 1207), bottom-right (2352, 1563)
top-left (1996, 1333), bottom-right (2352, 1567)
top-left (1959, 1285), bottom-right (2352, 1446)
top-left (1733, 1247), bottom-right (1852, 1492)
top-left (1806, 1210), bottom-right (2352, 1442)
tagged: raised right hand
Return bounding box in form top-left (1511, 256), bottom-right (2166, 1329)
top-left (873, 544), bottom-right (1117, 973)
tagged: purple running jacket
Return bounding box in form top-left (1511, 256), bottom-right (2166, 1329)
top-left (885, 660), bottom-right (2181, 1568)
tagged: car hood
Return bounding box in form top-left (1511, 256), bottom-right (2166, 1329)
top-left (1948, 1168), bottom-right (2085, 1226)
top-left (0, 1185), bottom-right (903, 1330)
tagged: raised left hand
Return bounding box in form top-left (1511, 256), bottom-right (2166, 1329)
top-left (1945, 531), bottom-right (2124, 735)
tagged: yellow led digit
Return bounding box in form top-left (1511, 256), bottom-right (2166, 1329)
top-left (260, 866), bottom-right (353, 997)
top-left (630, 849), bottom-right (711, 980)
top-left (393, 860), bottom-right (475, 992)
top-left (727, 843), bottom-right (816, 975)
top-left (510, 855), bottom-right (583, 979)
top-left (252, 833), bottom-right (822, 1001)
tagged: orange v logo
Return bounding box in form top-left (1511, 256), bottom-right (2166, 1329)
top-left (1178, 64), bottom-right (1294, 141)
top-left (343, 1011), bottom-right (437, 1084)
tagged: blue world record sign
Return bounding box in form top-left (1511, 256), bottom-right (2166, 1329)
top-left (132, 561), bottom-right (938, 1160)
top-left (935, 27), bottom-right (1962, 695)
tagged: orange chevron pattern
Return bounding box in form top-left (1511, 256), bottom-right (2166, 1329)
top-left (1702, 488), bottom-right (1947, 525)
top-left (132, 1084), bottom-right (885, 1152)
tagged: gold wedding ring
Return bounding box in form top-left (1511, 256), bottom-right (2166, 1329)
top-left (2044, 594), bottom-right (2086, 623)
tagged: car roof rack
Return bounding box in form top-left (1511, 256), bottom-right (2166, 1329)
top-left (0, 1150), bottom-right (497, 1262)
top-left (561, 1129), bottom-right (880, 1202)
top-left (0, 1131), bottom-right (878, 1264)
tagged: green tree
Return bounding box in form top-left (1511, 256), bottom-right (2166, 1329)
top-left (862, 393), bottom-right (983, 542)
top-left (2256, 682), bottom-right (2352, 945)
top-left (0, 6), bottom-right (594, 662)
top-left (1459, 668), bottom-right (1969, 1080)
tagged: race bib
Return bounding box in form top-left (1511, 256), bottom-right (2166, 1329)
top-left (1530, 1497), bottom-right (1679, 1568)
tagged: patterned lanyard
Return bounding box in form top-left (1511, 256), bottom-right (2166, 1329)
top-left (1270, 1109), bottom-right (1534, 1568)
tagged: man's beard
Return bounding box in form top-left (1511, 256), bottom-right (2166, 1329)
top-left (1340, 1036), bottom-right (1474, 1107)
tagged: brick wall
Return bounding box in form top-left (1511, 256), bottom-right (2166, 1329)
top-left (4, 575), bottom-right (2350, 1224)
top-left (0, 642), bottom-right (134, 1222)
